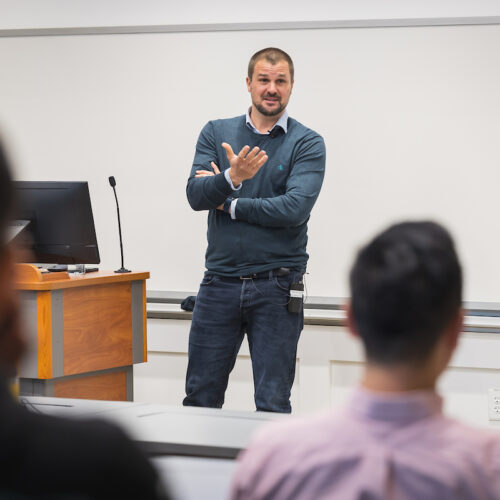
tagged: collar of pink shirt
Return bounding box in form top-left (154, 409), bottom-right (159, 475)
top-left (348, 386), bottom-right (443, 423)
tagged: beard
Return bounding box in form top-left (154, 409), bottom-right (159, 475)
top-left (254, 99), bottom-right (285, 117)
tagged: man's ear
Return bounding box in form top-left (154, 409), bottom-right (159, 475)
top-left (447, 307), bottom-right (464, 351)
top-left (345, 301), bottom-right (360, 340)
top-left (246, 76), bottom-right (251, 92)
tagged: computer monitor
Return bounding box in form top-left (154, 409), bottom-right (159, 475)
top-left (12, 181), bottom-right (100, 265)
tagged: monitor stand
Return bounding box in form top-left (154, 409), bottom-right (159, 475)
top-left (70, 265), bottom-right (99, 273)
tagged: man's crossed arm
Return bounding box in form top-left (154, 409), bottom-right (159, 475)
top-left (186, 123), bottom-right (325, 228)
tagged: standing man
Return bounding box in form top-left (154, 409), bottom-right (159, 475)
top-left (184, 48), bottom-right (326, 413)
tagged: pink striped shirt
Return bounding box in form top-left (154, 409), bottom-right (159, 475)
top-left (230, 388), bottom-right (500, 500)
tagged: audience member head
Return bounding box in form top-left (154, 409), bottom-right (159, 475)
top-left (348, 221), bottom-right (463, 388)
top-left (0, 140), bottom-right (25, 378)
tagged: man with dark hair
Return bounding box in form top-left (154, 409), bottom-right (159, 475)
top-left (184, 48), bottom-right (325, 413)
top-left (0, 141), bottom-right (168, 499)
top-left (247, 48), bottom-right (295, 91)
top-left (230, 221), bottom-right (500, 499)
top-left (350, 221), bottom-right (462, 368)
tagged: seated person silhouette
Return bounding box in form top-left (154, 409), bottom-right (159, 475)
top-left (231, 221), bottom-right (500, 500)
top-left (0, 140), bottom-right (169, 499)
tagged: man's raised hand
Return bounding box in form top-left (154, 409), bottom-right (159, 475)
top-left (221, 143), bottom-right (268, 187)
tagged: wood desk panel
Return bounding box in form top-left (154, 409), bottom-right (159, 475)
top-left (20, 365), bottom-right (133, 401)
top-left (17, 270), bottom-right (148, 400)
top-left (63, 282), bottom-right (133, 375)
top-left (53, 369), bottom-right (128, 401)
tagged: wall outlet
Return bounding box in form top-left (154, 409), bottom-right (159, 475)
top-left (488, 388), bottom-right (500, 421)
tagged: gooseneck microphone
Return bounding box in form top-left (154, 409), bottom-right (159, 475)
top-left (108, 176), bottom-right (131, 273)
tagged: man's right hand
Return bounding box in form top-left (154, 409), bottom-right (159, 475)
top-left (221, 143), bottom-right (268, 187)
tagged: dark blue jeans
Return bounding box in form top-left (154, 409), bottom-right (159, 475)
top-left (183, 270), bottom-right (304, 413)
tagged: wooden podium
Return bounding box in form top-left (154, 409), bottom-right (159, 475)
top-left (15, 265), bottom-right (149, 402)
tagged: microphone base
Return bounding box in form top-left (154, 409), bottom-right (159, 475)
top-left (114, 267), bottom-right (132, 274)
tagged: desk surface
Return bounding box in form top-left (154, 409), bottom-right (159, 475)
top-left (21, 396), bottom-right (285, 458)
top-left (15, 270), bottom-right (150, 290)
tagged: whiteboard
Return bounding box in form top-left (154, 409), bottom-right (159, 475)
top-left (0, 24), bottom-right (499, 301)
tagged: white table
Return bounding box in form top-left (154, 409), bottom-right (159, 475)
top-left (154, 457), bottom-right (236, 500)
top-left (20, 396), bottom-right (287, 458)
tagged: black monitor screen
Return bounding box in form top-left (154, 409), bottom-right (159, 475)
top-left (13, 181), bottom-right (100, 265)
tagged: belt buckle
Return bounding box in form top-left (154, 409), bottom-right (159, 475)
top-left (277, 267), bottom-right (291, 277)
top-left (239, 273), bottom-right (256, 280)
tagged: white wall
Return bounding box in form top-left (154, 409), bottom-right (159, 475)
top-left (135, 316), bottom-right (500, 427)
top-left (1, 17), bottom-right (500, 301)
top-left (1, 0), bottom-right (500, 31)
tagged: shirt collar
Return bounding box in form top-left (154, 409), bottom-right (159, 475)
top-left (245, 108), bottom-right (288, 135)
top-left (348, 386), bottom-right (443, 424)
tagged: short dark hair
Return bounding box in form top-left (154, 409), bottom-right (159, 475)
top-left (0, 141), bottom-right (14, 248)
top-left (349, 221), bottom-right (462, 365)
top-left (248, 48), bottom-right (294, 81)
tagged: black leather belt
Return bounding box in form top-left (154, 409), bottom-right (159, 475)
top-left (239, 267), bottom-right (292, 280)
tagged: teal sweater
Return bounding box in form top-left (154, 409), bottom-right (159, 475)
top-left (186, 115), bottom-right (326, 276)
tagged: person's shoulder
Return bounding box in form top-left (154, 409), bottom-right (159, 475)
top-left (446, 417), bottom-right (500, 451)
top-left (287, 117), bottom-right (324, 142)
top-left (432, 416), bottom-right (500, 477)
top-left (231, 410), bottom-right (346, 498)
top-left (239, 409), bottom-right (343, 467)
top-left (208, 115), bottom-right (246, 129)
top-left (4, 408), bottom-right (165, 499)
top-left (199, 116), bottom-right (245, 141)
top-left (287, 117), bottom-right (326, 157)
top-left (440, 416), bottom-right (500, 443)
top-left (19, 410), bottom-right (140, 460)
